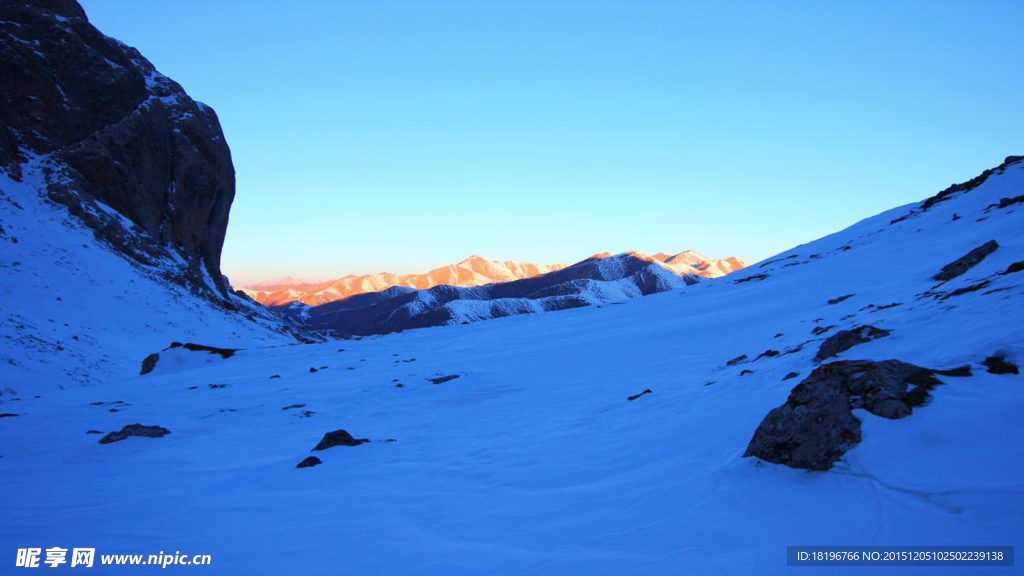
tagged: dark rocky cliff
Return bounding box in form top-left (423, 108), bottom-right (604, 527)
top-left (0, 0), bottom-right (236, 297)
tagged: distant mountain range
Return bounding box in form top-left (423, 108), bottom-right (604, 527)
top-left (272, 251), bottom-right (747, 336)
top-left (239, 252), bottom-right (746, 306)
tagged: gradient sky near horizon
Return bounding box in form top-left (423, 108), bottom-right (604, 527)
top-left (81, 1), bottom-right (1023, 286)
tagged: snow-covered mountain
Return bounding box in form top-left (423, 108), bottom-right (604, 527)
top-left (3, 154), bottom-right (1021, 573)
top-left (287, 251), bottom-right (707, 336)
top-left (246, 276), bottom-right (315, 290)
top-left (240, 256), bottom-right (565, 306)
top-left (240, 252), bottom-right (745, 307)
top-left (655, 250), bottom-right (747, 276)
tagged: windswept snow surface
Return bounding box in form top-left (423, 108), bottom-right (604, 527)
top-left (1, 160), bottom-right (1023, 573)
top-left (0, 157), bottom-right (296, 394)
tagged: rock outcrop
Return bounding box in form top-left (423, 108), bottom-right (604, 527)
top-left (0, 0), bottom-right (236, 296)
top-left (933, 240), bottom-right (1000, 282)
top-left (744, 360), bottom-right (942, 470)
top-left (815, 326), bottom-right (890, 361)
top-left (98, 423), bottom-right (171, 444)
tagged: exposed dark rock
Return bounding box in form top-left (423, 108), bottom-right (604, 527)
top-left (740, 370), bottom-right (754, 376)
top-left (627, 389), bottom-right (652, 401)
top-left (428, 374), bottom-right (460, 385)
top-left (985, 195), bottom-right (1024, 211)
top-left (312, 429), bottom-right (369, 451)
top-left (983, 356), bottom-right (1019, 375)
top-left (890, 156), bottom-right (1024, 223)
top-left (296, 456), bottom-right (322, 469)
top-left (744, 360), bottom-right (942, 470)
top-left (941, 280), bottom-right (991, 299)
top-left (781, 342), bottom-right (808, 356)
top-left (140, 343), bottom-right (236, 375)
top-left (207, 383), bottom-right (226, 389)
top-left (754, 350), bottom-right (779, 361)
top-left (726, 355), bottom-right (748, 366)
top-left (735, 274), bottom-right (768, 283)
top-left (309, 367), bottom-right (318, 373)
top-left (1002, 261), bottom-right (1024, 275)
top-left (282, 404), bottom-right (305, 410)
top-left (269, 374), bottom-right (281, 379)
top-left (168, 342), bottom-right (236, 359)
top-left (140, 353), bottom-right (159, 375)
top-left (98, 423), bottom-right (171, 444)
top-left (815, 326), bottom-right (890, 361)
top-left (782, 372), bottom-right (799, 381)
top-left (933, 366), bottom-right (972, 377)
top-left (932, 240), bottom-right (1000, 281)
top-left (0, 0), bottom-right (239, 296)
top-left (86, 430), bottom-right (102, 434)
top-left (827, 294), bottom-right (855, 305)
top-left (811, 325), bottom-right (836, 336)
top-left (0, 413), bottom-right (19, 418)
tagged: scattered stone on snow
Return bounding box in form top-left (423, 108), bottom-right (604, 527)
top-left (815, 326), bottom-right (890, 361)
top-left (932, 240), bottom-right (999, 281)
top-left (983, 355), bottom-right (1019, 375)
top-left (312, 429), bottom-right (369, 451)
top-left (98, 424), bottom-right (171, 445)
top-left (726, 355), bottom-right (747, 366)
top-left (627, 389), bottom-right (652, 401)
top-left (296, 456), bottom-right (322, 469)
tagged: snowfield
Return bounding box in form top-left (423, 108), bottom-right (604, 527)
top-left (0, 156), bottom-right (297, 393)
top-left (1, 158), bottom-right (1022, 573)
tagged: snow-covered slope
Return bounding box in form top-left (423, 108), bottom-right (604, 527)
top-left (0, 156), bottom-right (297, 395)
top-left (2, 157), bottom-right (1021, 573)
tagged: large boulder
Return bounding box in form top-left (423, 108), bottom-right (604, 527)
top-left (744, 360), bottom-right (941, 471)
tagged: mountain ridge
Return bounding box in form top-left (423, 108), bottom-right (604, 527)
top-left (240, 252), bottom-right (746, 306)
top-left (282, 250), bottom-right (747, 336)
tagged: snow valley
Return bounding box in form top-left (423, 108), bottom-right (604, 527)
top-left (0, 1), bottom-right (1021, 574)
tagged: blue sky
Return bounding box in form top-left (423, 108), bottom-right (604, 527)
top-left (81, 0), bottom-right (1023, 285)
